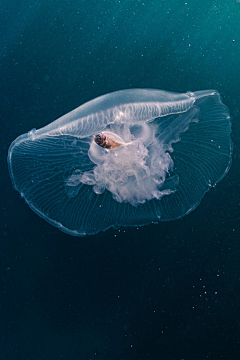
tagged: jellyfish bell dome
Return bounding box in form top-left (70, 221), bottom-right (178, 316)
top-left (8, 89), bottom-right (233, 236)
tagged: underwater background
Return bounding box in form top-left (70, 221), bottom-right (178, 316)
top-left (1, 0), bottom-right (240, 359)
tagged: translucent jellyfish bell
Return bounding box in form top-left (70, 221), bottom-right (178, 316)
top-left (7, 89), bottom-right (233, 236)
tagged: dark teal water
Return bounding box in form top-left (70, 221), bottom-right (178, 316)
top-left (1, 1), bottom-right (240, 359)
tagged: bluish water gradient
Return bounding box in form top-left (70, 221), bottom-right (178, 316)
top-left (1, 0), bottom-right (240, 359)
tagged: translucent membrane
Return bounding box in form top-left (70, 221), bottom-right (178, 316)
top-left (8, 89), bottom-right (233, 236)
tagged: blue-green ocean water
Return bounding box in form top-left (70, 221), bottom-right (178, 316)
top-left (1, 1), bottom-right (240, 359)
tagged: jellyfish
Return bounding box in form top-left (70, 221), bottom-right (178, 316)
top-left (7, 89), bottom-right (233, 236)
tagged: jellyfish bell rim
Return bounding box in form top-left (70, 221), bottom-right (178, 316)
top-left (23, 195), bottom-right (161, 237)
